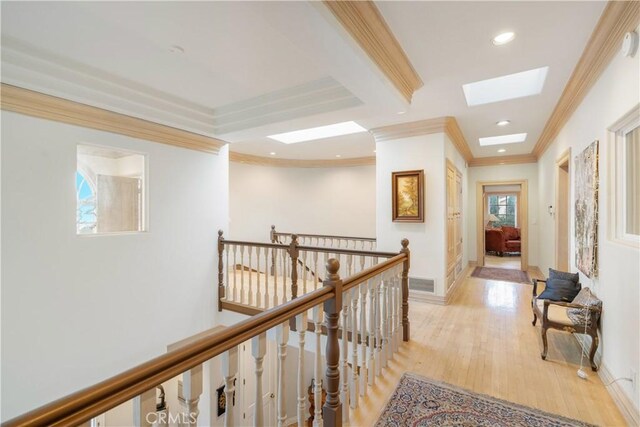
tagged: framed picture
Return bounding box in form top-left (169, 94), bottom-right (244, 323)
top-left (392, 170), bottom-right (424, 222)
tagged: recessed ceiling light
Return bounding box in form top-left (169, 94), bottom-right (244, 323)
top-left (496, 120), bottom-right (511, 126)
top-left (462, 66), bottom-right (549, 106)
top-left (492, 32), bottom-right (515, 46)
top-left (270, 152), bottom-right (276, 156)
top-left (335, 154), bottom-right (341, 158)
top-left (497, 149), bottom-right (507, 153)
top-left (169, 45), bottom-right (185, 54)
top-left (267, 121), bottom-right (367, 144)
top-left (479, 133), bottom-right (527, 146)
top-left (397, 111), bottom-right (406, 115)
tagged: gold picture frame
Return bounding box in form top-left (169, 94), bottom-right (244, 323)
top-left (392, 170), bottom-right (424, 222)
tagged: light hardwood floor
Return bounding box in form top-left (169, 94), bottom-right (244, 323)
top-left (349, 273), bottom-right (626, 426)
top-left (485, 254), bottom-right (522, 270)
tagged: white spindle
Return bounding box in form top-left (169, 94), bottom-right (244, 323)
top-left (384, 274), bottom-right (392, 364)
top-left (341, 290), bottom-right (350, 422)
top-left (302, 250), bottom-right (308, 295)
top-left (350, 287), bottom-right (359, 409)
top-left (222, 347), bottom-right (238, 427)
top-left (296, 312), bottom-right (308, 426)
top-left (313, 251), bottom-right (320, 290)
top-left (368, 277), bottom-right (376, 386)
top-left (252, 333), bottom-right (267, 427)
top-left (276, 323), bottom-right (289, 427)
top-left (233, 245), bottom-right (238, 302)
top-left (225, 246), bottom-right (230, 301)
top-left (281, 248), bottom-right (288, 303)
top-left (359, 281), bottom-right (368, 397)
top-left (133, 388), bottom-right (155, 427)
top-left (256, 247), bottom-right (262, 308)
top-left (375, 274), bottom-right (383, 376)
top-left (181, 364), bottom-right (203, 427)
top-left (265, 248), bottom-right (271, 309)
top-left (240, 245), bottom-right (245, 304)
top-left (248, 246), bottom-right (253, 306)
top-left (312, 305), bottom-right (324, 427)
top-left (274, 249), bottom-right (279, 307)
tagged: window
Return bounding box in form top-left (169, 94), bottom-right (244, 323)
top-left (76, 144), bottom-right (146, 234)
top-left (610, 105), bottom-right (640, 246)
top-left (488, 194), bottom-right (517, 227)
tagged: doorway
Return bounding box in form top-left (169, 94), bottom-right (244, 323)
top-left (476, 180), bottom-right (529, 271)
top-left (555, 150), bottom-right (570, 271)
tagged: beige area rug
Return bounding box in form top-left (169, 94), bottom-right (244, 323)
top-left (471, 266), bottom-right (530, 284)
top-left (375, 373), bottom-right (595, 426)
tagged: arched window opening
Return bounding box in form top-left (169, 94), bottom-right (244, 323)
top-left (76, 171), bottom-right (97, 234)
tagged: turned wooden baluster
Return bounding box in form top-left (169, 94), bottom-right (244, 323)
top-left (401, 238), bottom-right (411, 341)
top-left (181, 364), bottom-right (203, 427)
top-left (271, 225), bottom-right (277, 243)
top-left (375, 272), bottom-right (383, 376)
top-left (276, 322), bottom-right (289, 427)
top-left (133, 388), bottom-right (155, 427)
top-left (312, 304), bottom-right (324, 427)
top-left (323, 259), bottom-right (342, 427)
top-left (240, 245), bottom-right (246, 304)
top-left (296, 312), bottom-right (308, 426)
top-left (359, 281), bottom-right (368, 397)
top-left (222, 347), bottom-right (239, 427)
top-left (233, 245), bottom-right (238, 302)
top-left (274, 249), bottom-right (280, 307)
top-left (289, 235), bottom-right (299, 299)
top-left (349, 286), bottom-right (359, 409)
top-left (265, 248), bottom-right (271, 309)
top-left (248, 246), bottom-right (254, 306)
top-left (252, 333), bottom-right (267, 427)
top-left (218, 230), bottom-right (225, 311)
top-left (368, 276), bottom-right (376, 386)
top-left (313, 251), bottom-right (320, 290)
top-left (340, 283), bottom-right (350, 422)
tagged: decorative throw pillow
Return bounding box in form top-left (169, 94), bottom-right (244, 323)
top-left (538, 278), bottom-right (582, 302)
top-left (567, 288), bottom-right (602, 328)
top-left (549, 268), bottom-right (579, 284)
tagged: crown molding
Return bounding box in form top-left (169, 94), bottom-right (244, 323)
top-left (370, 116), bottom-right (473, 162)
top-left (468, 154), bottom-right (538, 168)
top-left (230, 151), bottom-right (375, 168)
top-left (322, 0), bottom-right (423, 104)
top-left (533, 0), bottom-right (640, 158)
top-left (1, 84), bottom-right (226, 154)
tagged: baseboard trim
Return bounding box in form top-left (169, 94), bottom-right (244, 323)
top-left (409, 289), bottom-right (446, 305)
top-left (598, 362), bottom-right (639, 426)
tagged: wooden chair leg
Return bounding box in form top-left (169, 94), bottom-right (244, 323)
top-left (589, 334), bottom-right (599, 371)
top-left (541, 327), bottom-right (548, 360)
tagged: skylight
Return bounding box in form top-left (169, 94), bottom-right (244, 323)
top-left (463, 66), bottom-right (549, 106)
top-left (479, 133), bottom-right (527, 146)
top-left (267, 121), bottom-right (367, 144)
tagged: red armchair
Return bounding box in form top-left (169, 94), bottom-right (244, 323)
top-left (485, 226), bottom-right (521, 256)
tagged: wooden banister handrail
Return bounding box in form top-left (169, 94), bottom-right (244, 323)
top-left (221, 239), bottom-right (289, 250)
top-left (274, 231), bottom-right (377, 242)
top-left (3, 286), bottom-right (334, 427)
top-left (296, 245), bottom-right (396, 258)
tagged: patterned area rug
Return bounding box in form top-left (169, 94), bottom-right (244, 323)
top-left (375, 373), bottom-right (594, 427)
top-left (471, 266), bottom-right (530, 284)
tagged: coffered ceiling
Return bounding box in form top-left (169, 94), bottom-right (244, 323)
top-left (1, 1), bottom-right (608, 161)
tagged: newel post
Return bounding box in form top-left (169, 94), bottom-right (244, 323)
top-left (289, 234), bottom-right (299, 299)
top-left (270, 225), bottom-right (277, 243)
top-left (400, 238), bottom-right (411, 341)
top-left (323, 258), bottom-right (343, 427)
top-left (218, 230), bottom-right (225, 312)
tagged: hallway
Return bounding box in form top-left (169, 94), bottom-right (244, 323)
top-left (349, 273), bottom-right (625, 426)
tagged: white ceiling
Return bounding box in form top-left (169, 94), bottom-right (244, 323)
top-left (1, 1), bottom-right (606, 160)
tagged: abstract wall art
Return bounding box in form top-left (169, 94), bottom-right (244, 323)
top-left (574, 140), bottom-right (599, 278)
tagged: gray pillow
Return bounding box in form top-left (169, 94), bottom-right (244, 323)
top-left (538, 278), bottom-right (581, 302)
top-left (567, 288), bottom-right (602, 328)
top-left (549, 268), bottom-right (579, 284)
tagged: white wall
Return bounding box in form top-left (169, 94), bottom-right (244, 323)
top-left (1, 111), bottom-right (229, 421)
top-left (537, 44), bottom-right (639, 410)
top-left (466, 163), bottom-right (539, 267)
top-left (376, 133), bottom-right (447, 294)
top-left (230, 162), bottom-right (376, 242)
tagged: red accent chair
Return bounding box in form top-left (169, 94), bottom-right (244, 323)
top-left (485, 226), bottom-right (521, 256)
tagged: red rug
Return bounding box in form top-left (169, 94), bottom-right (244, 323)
top-left (471, 267), bottom-right (530, 284)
